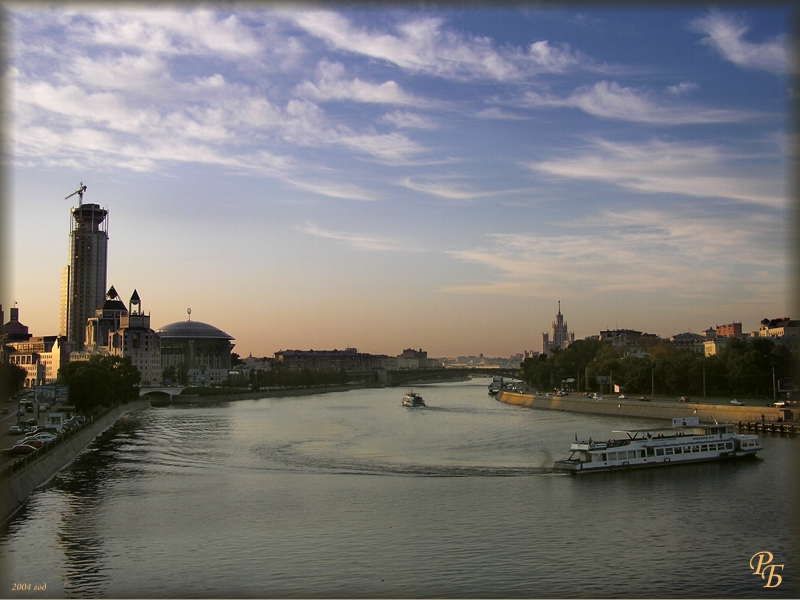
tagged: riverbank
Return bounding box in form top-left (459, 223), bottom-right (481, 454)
top-left (495, 390), bottom-right (784, 423)
top-left (0, 400), bottom-right (151, 526)
top-left (157, 383), bottom-right (370, 405)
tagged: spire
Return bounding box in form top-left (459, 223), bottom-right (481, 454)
top-left (107, 286), bottom-right (119, 300)
top-left (130, 289), bottom-right (141, 315)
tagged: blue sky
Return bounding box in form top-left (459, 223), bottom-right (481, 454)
top-left (4, 5), bottom-right (795, 358)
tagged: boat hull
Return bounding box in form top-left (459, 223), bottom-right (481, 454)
top-left (554, 451), bottom-right (759, 474)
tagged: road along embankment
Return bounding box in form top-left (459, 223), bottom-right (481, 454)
top-left (0, 400), bottom-right (151, 526)
top-left (496, 391), bottom-right (783, 423)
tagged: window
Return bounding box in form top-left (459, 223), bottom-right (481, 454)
top-left (701, 445), bottom-right (708, 452)
top-left (656, 448), bottom-right (664, 456)
top-left (665, 448), bottom-right (674, 455)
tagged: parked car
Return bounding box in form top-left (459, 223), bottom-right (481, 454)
top-left (26, 418), bottom-right (37, 427)
top-left (33, 433), bottom-right (57, 443)
top-left (8, 425), bottom-right (23, 435)
top-left (679, 396), bottom-right (690, 402)
top-left (619, 394), bottom-right (628, 399)
top-left (10, 444), bottom-right (38, 455)
top-left (730, 399), bottom-right (744, 406)
top-left (75, 415), bottom-right (86, 423)
top-left (774, 401), bottom-right (786, 408)
top-left (15, 438), bottom-right (44, 449)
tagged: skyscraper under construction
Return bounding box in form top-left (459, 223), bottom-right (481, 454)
top-left (60, 184), bottom-right (108, 349)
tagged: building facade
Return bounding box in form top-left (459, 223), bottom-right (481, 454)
top-left (108, 290), bottom-right (161, 385)
top-left (158, 319), bottom-right (235, 385)
top-left (716, 322), bottom-right (742, 338)
top-left (61, 198), bottom-right (109, 349)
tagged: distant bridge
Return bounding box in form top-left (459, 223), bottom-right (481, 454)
top-left (139, 386), bottom-right (185, 402)
top-left (386, 367), bottom-right (520, 387)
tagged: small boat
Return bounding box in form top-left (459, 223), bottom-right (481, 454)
top-left (553, 418), bottom-right (762, 474)
top-left (402, 391), bottom-right (425, 407)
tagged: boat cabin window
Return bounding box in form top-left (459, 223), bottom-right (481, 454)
top-left (600, 453), bottom-right (607, 461)
top-left (655, 448), bottom-right (664, 456)
top-left (725, 442), bottom-right (733, 450)
top-left (701, 444), bottom-right (708, 452)
top-left (608, 452), bottom-right (617, 461)
top-left (665, 448), bottom-right (673, 455)
top-left (647, 447), bottom-right (655, 457)
top-left (692, 445), bottom-right (700, 453)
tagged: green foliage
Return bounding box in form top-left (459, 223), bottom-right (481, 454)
top-left (0, 362), bottom-right (27, 399)
top-left (520, 337), bottom-right (798, 398)
top-left (59, 355), bottom-right (141, 412)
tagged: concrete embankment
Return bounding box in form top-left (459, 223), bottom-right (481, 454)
top-left (496, 391), bottom-right (783, 423)
top-left (1, 400), bottom-right (150, 526)
top-left (160, 383), bottom-right (368, 405)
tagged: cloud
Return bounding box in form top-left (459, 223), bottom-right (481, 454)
top-left (691, 11), bottom-right (792, 74)
top-left (380, 110), bottom-right (439, 129)
top-left (667, 81), bottom-right (698, 96)
top-left (287, 179), bottom-right (379, 201)
top-left (443, 208), bottom-right (786, 298)
top-left (298, 223), bottom-right (399, 251)
top-left (397, 177), bottom-right (532, 201)
top-left (295, 60), bottom-right (428, 106)
top-left (291, 11), bottom-right (591, 81)
top-left (530, 138), bottom-right (786, 208)
top-left (69, 10), bottom-right (263, 57)
top-left (521, 81), bottom-right (753, 124)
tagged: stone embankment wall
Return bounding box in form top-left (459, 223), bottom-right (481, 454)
top-left (496, 391), bottom-right (783, 423)
top-left (163, 383), bottom-right (367, 405)
top-left (1, 400), bottom-right (150, 526)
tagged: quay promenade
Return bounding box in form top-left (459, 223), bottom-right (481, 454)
top-left (496, 390), bottom-right (788, 426)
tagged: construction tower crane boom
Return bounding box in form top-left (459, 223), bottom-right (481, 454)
top-left (65, 182), bottom-right (87, 205)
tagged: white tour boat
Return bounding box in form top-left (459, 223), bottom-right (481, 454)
top-left (553, 418), bottom-right (762, 474)
top-left (402, 391), bottom-right (425, 407)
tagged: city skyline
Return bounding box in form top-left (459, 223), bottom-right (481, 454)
top-left (3, 6), bottom-right (795, 358)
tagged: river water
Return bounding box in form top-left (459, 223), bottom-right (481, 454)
top-left (1, 378), bottom-right (798, 598)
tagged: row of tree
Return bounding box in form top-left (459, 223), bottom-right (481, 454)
top-left (59, 355), bottom-right (141, 412)
top-left (521, 337), bottom-right (797, 398)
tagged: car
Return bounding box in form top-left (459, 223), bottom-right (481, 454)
top-left (773, 401), bottom-right (786, 408)
top-left (679, 396), bottom-right (690, 402)
top-left (15, 438), bottom-right (44, 449)
top-left (0, 407), bottom-right (7, 414)
top-left (591, 394), bottom-right (603, 400)
top-left (25, 406), bottom-right (34, 413)
top-left (638, 396), bottom-right (650, 402)
top-left (618, 394), bottom-right (628, 399)
top-left (75, 415), bottom-right (86, 423)
top-left (26, 418), bottom-right (37, 427)
top-left (8, 425), bottom-right (23, 435)
top-left (16, 409), bottom-right (25, 417)
top-left (10, 444), bottom-right (38, 455)
top-left (730, 399), bottom-right (744, 406)
top-left (33, 433), bottom-right (57, 443)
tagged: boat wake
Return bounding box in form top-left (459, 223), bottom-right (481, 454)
top-left (253, 443), bottom-right (560, 477)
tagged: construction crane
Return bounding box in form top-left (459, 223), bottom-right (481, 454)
top-left (65, 182), bottom-right (87, 205)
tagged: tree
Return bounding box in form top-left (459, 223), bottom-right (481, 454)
top-left (59, 354), bottom-right (141, 412)
top-left (0, 363), bottom-right (26, 399)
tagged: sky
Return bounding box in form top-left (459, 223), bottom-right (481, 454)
top-left (2, 4), bottom-right (796, 358)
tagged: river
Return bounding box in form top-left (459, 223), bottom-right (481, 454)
top-left (1, 378), bottom-right (798, 598)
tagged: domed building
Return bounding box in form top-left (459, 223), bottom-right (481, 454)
top-left (157, 319), bottom-right (235, 385)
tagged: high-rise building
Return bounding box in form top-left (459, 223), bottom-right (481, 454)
top-left (542, 301), bottom-right (574, 355)
top-left (60, 187), bottom-right (108, 349)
